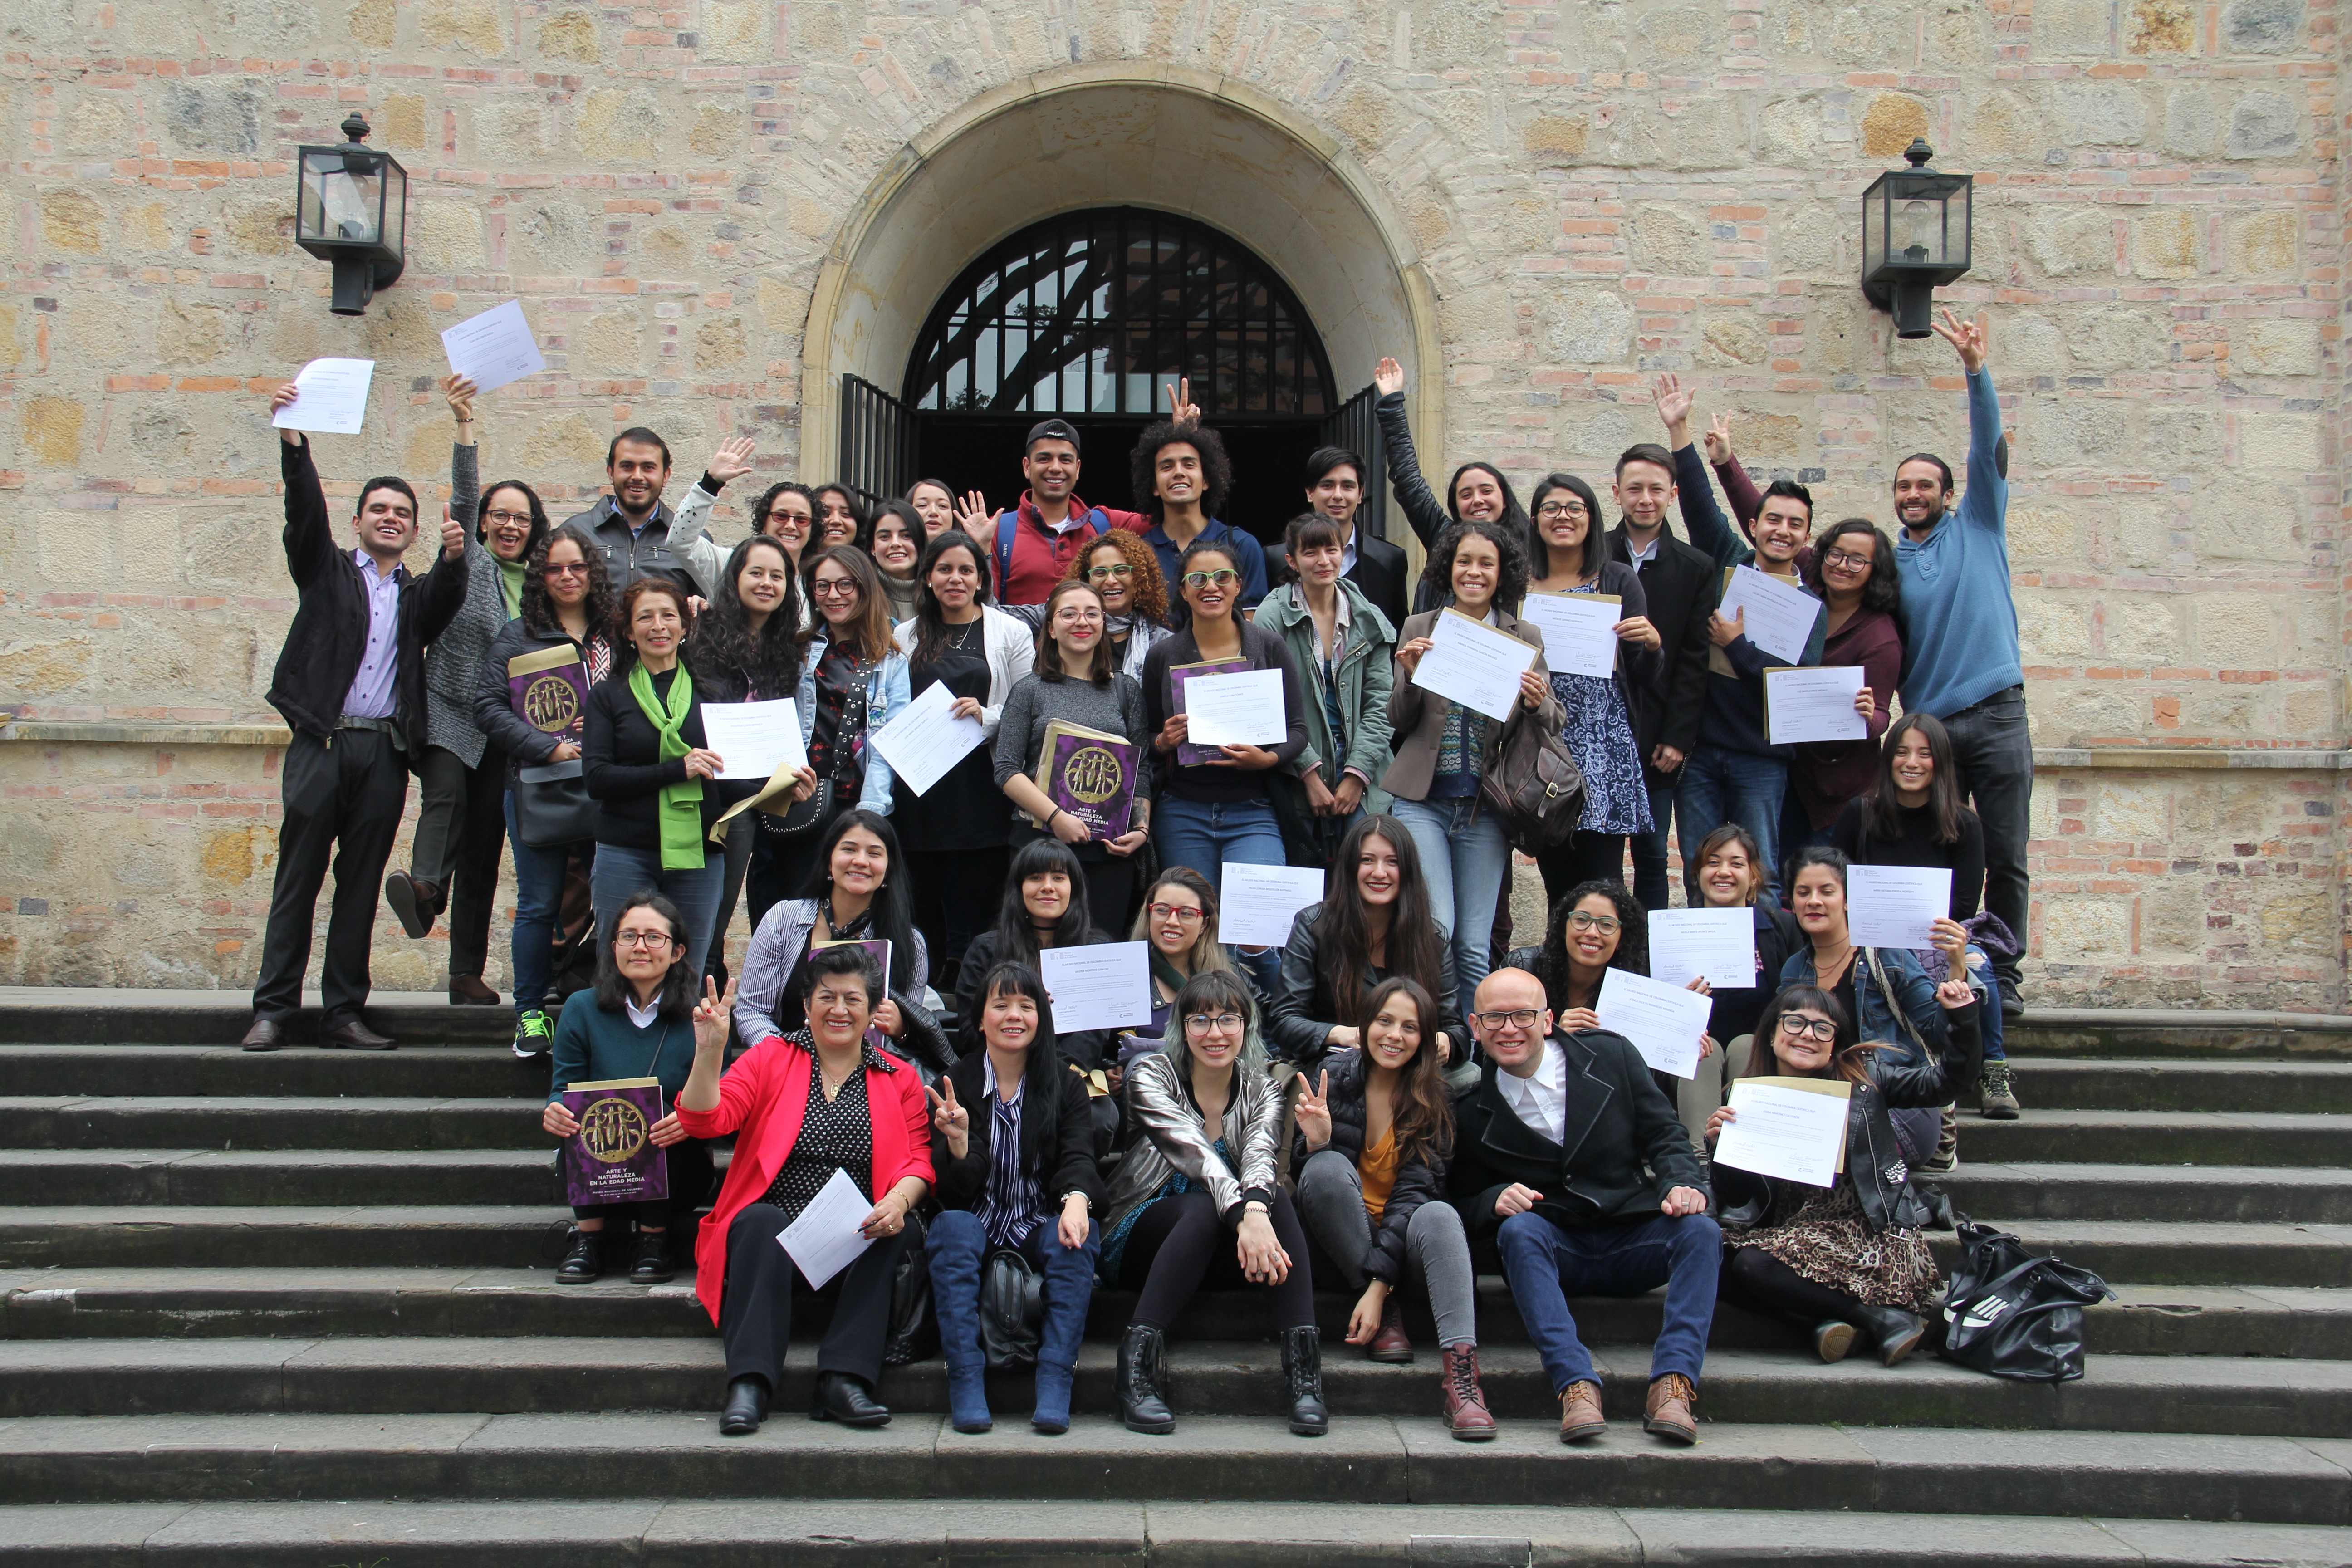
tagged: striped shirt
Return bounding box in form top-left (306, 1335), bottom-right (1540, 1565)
top-left (974, 1057), bottom-right (1044, 1249)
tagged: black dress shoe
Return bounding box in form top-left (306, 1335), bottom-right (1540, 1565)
top-left (383, 871), bottom-right (439, 939)
top-left (628, 1229), bottom-right (676, 1285)
top-left (810, 1370), bottom-right (891, 1427)
top-left (240, 1017), bottom-right (284, 1053)
top-left (555, 1227), bottom-right (603, 1284)
top-left (720, 1374), bottom-right (769, 1436)
top-left (322, 1020), bottom-right (396, 1051)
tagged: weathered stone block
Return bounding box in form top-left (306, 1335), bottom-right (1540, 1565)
top-left (2033, 0), bottom-right (2117, 56)
top-left (2240, 412), bottom-right (2323, 471)
top-left (2025, 209), bottom-right (2114, 279)
top-left (1541, 289), bottom-right (1636, 366)
top-left (1860, 93), bottom-right (1930, 158)
top-left (161, 81), bottom-right (264, 154)
top-left (2132, 210), bottom-right (2199, 279)
top-left (2226, 209), bottom-right (2299, 276)
top-left (576, 89), bottom-right (660, 162)
top-left (2096, 780), bottom-right (2169, 839)
top-left (418, 0), bottom-right (505, 54)
top-left (536, 8), bottom-right (598, 60)
top-left (1627, 205), bottom-right (1709, 276)
top-left (2128, 0), bottom-right (2196, 52)
top-left (702, 0), bottom-right (770, 61)
top-left (2226, 91), bottom-right (2301, 157)
top-left (1964, 90), bottom-right (2047, 164)
top-left (2019, 596), bottom-right (2094, 659)
top-left (2192, 596), bottom-right (2277, 667)
top-left (2222, 0), bottom-right (2304, 52)
top-left (2008, 505), bottom-right (2080, 565)
top-left (2104, 599), bottom-right (2180, 662)
top-left (2044, 899), bottom-right (2132, 956)
top-left (2232, 317), bottom-right (2323, 377)
top-left (2054, 84), bottom-right (2150, 146)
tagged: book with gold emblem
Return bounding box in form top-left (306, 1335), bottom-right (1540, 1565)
top-left (1028, 720), bottom-right (1137, 839)
top-left (507, 643), bottom-right (590, 744)
top-left (559, 1076), bottom-right (669, 1207)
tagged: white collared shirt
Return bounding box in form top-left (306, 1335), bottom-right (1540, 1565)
top-left (624, 995), bottom-right (661, 1030)
top-left (1497, 1040), bottom-right (1567, 1147)
top-left (1624, 530), bottom-right (1661, 568)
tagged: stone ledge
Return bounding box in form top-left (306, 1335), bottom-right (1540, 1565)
top-left (0, 720), bottom-right (291, 747)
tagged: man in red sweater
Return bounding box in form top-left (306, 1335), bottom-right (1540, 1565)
top-left (984, 419), bottom-right (1147, 605)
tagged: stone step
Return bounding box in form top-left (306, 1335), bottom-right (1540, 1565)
top-left (6, 1499), bottom-right (2346, 1568)
top-left (5, 1205), bottom-right (2341, 1285)
top-left (2007, 1057), bottom-right (2352, 1113)
top-left (0, 1046), bottom-right (549, 1101)
top-left (3, 1411), bottom-right (2348, 1525)
top-left (2007, 1011), bottom-right (2352, 1063)
top-left (1955, 1110), bottom-right (2352, 1167)
top-left (0, 1097), bottom-right (538, 1152)
top-left (1938, 1163), bottom-right (2352, 1225)
top-left (14, 1269), bottom-right (2339, 1359)
top-left (0, 999), bottom-right (525, 1049)
top-left (4, 1335), bottom-right (2350, 1440)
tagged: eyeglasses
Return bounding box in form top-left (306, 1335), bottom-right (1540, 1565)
top-left (1181, 569), bottom-right (1240, 588)
top-left (1469, 1007), bottom-right (1543, 1030)
top-left (484, 509), bottom-right (534, 528)
top-left (542, 562), bottom-right (590, 578)
top-left (1777, 1014), bottom-right (1839, 1042)
top-left (614, 929), bottom-right (676, 949)
top-left (811, 579), bottom-right (860, 599)
top-left (1147, 903), bottom-right (1205, 924)
top-left (1565, 911), bottom-right (1622, 935)
top-left (1536, 500), bottom-right (1588, 519)
top-left (1822, 549), bottom-right (1874, 572)
top-left (1184, 1013), bottom-right (1244, 1034)
top-left (1085, 563), bottom-right (1134, 580)
top-left (1054, 608), bottom-right (1104, 625)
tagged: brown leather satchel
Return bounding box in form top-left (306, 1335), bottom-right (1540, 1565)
top-left (1479, 710), bottom-right (1587, 854)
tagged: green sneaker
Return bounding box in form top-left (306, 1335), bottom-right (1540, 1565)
top-left (513, 1009), bottom-right (554, 1060)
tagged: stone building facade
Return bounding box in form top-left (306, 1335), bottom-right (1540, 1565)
top-left (0, 0), bottom-right (2343, 1009)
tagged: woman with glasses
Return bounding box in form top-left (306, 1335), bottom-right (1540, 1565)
top-left (892, 529), bottom-right (1036, 990)
top-left (1269, 814), bottom-right (1459, 1079)
top-left (1780, 847), bottom-right (1970, 1173)
top-left (1522, 473), bottom-right (1661, 903)
top-left (992, 579), bottom-right (1153, 927)
top-left (866, 500), bottom-right (925, 625)
top-left (1067, 531), bottom-right (1172, 680)
top-left (1142, 540), bottom-right (1309, 989)
top-left (388, 375), bottom-right (545, 1004)
top-left (1707, 979), bottom-right (1980, 1366)
top-left (1290, 976), bottom-right (1493, 1438)
top-left (746, 547), bottom-right (912, 922)
top-left (541, 894), bottom-right (717, 1286)
top-left (1103, 970), bottom-right (1326, 1437)
top-left (475, 524), bottom-right (618, 1056)
top-left (1122, 867), bottom-right (1242, 1068)
top-left (1254, 511), bottom-right (1399, 857)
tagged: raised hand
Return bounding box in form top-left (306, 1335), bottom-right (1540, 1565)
top-left (1292, 1069), bottom-right (1333, 1151)
top-left (1702, 411), bottom-right (1733, 466)
top-left (706, 434), bottom-right (756, 486)
top-left (441, 373), bottom-right (479, 425)
top-left (956, 490), bottom-right (994, 538)
top-left (1652, 372), bottom-right (1694, 437)
top-left (439, 501), bottom-right (466, 560)
top-left (1373, 357), bottom-right (1405, 397)
top-left (691, 974), bottom-right (737, 1055)
top-left (926, 1078), bottom-right (970, 1156)
top-left (1164, 375), bottom-right (1200, 427)
top-left (271, 381), bottom-right (302, 445)
top-left (1931, 307), bottom-right (1988, 372)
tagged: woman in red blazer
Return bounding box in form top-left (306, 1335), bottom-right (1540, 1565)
top-left (677, 945), bottom-right (933, 1436)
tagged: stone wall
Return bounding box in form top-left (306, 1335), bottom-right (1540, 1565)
top-left (0, 0), bottom-right (2344, 1004)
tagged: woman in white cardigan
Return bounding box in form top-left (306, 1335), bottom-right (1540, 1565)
top-left (890, 528), bottom-right (1038, 990)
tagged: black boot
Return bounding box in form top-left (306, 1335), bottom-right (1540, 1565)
top-left (720, 1374), bottom-right (769, 1436)
top-left (1281, 1325), bottom-right (1328, 1437)
top-left (555, 1226), bottom-right (602, 1284)
top-left (629, 1227), bottom-right (675, 1285)
top-left (810, 1370), bottom-right (892, 1427)
top-left (1852, 1303), bottom-right (1927, 1367)
top-left (1116, 1325), bottom-right (1174, 1434)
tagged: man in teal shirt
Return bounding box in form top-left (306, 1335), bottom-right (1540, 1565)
top-left (1894, 309), bottom-right (2027, 1021)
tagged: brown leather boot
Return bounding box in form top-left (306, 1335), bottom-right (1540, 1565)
top-left (448, 974), bottom-right (501, 1005)
top-left (1558, 1379), bottom-right (1606, 1443)
top-left (1367, 1296), bottom-right (1413, 1363)
top-left (1643, 1372), bottom-right (1698, 1445)
top-left (1441, 1343), bottom-right (1495, 1441)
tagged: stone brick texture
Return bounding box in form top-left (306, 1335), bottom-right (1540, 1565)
top-left (0, 0), bottom-right (2342, 1007)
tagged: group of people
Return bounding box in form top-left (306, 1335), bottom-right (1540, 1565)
top-left (235, 305), bottom-right (2032, 1440)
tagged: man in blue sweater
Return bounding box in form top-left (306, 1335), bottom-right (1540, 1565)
top-left (1895, 310), bottom-right (2028, 1021)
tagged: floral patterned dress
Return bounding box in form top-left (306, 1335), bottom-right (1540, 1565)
top-left (1726, 1177), bottom-right (1941, 1311)
top-left (1546, 582), bottom-right (1652, 838)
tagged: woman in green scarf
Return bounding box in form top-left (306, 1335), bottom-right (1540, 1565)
top-left (583, 577), bottom-right (745, 980)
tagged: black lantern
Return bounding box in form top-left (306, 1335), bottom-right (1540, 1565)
top-left (293, 113), bottom-right (407, 316)
top-left (1860, 138), bottom-right (1972, 339)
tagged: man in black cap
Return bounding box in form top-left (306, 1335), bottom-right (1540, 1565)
top-left (980, 417), bottom-right (1147, 606)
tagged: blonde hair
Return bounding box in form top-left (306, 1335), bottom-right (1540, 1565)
top-left (1127, 867), bottom-right (1237, 980)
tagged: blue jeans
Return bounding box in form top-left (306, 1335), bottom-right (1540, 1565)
top-left (926, 1208), bottom-right (1101, 1373)
top-left (1153, 794), bottom-right (1287, 991)
top-left (590, 842), bottom-right (726, 983)
top-left (1630, 772), bottom-right (1678, 913)
top-left (1676, 746), bottom-right (1789, 904)
top-left (505, 794), bottom-right (591, 1017)
top-left (1390, 795), bottom-right (1511, 1020)
top-left (1497, 1209), bottom-right (1720, 1391)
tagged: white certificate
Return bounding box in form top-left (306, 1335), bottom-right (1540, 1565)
top-left (1649, 906), bottom-right (1758, 991)
top-left (698, 698), bottom-right (808, 782)
top-left (1412, 609), bottom-right (1537, 722)
top-left (270, 358), bottom-right (376, 435)
top-left (1765, 666), bottom-right (1868, 746)
top-left (1716, 566), bottom-right (1820, 663)
top-left (777, 1165), bottom-right (876, 1289)
top-left (869, 679), bottom-right (985, 798)
top-left (440, 299), bottom-right (546, 395)
top-left (1516, 592), bottom-right (1620, 680)
top-left (1846, 864), bottom-right (1953, 951)
top-left (1595, 966), bottom-right (1713, 1079)
top-left (1216, 862), bottom-right (1327, 949)
top-left (1182, 669), bottom-right (1288, 747)
top-left (1038, 941), bottom-right (1154, 1033)
top-left (1712, 1079), bottom-right (1852, 1187)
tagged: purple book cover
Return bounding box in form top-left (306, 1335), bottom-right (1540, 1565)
top-left (1168, 658), bottom-right (1250, 766)
top-left (508, 644), bottom-right (590, 741)
top-left (560, 1078), bottom-right (669, 1207)
top-left (1044, 726), bottom-right (1136, 838)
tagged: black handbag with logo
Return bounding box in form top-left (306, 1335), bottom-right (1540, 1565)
top-left (514, 759), bottom-right (598, 848)
top-left (1938, 1216), bottom-right (2114, 1382)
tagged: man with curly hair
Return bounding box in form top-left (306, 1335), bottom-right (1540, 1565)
top-left (1130, 416), bottom-right (1268, 626)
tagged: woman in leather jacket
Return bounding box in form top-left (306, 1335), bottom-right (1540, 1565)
top-left (1098, 970), bottom-right (1326, 1438)
top-left (1705, 980), bottom-right (1981, 1367)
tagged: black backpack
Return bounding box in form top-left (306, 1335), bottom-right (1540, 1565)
top-left (1938, 1217), bottom-right (2113, 1381)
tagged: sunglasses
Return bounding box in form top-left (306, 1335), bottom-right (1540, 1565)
top-left (1181, 569), bottom-right (1239, 588)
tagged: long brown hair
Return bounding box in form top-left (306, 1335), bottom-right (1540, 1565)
top-left (1357, 975), bottom-right (1454, 1165)
top-left (1318, 815), bottom-right (1446, 1024)
top-left (1034, 580), bottom-right (1112, 688)
top-left (1864, 712), bottom-right (1967, 847)
top-left (1127, 866), bottom-right (1235, 980)
top-left (800, 545), bottom-right (896, 663)
top-left (1749, 983), bottom-right (1881, 1087)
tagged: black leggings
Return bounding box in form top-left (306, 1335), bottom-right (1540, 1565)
top-left (1534, 830), bottom-right (1633, 916)
top-left (1720, 1242), bottom-right (1871, 1326)
top-left (1120, 1189), bottom-right (1314, 1333)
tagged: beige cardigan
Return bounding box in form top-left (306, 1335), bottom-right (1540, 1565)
top-left (1380, 605), bottom-right (1565, 801)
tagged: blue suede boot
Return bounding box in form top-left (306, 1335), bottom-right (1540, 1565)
top-left (946, 1358), bottom-right (993, 1434)
top-left (1033, 1217), bottom-right (1101, 1435)
top-left (926, 1211), bottom-right (993, 1433)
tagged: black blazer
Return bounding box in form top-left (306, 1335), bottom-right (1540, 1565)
top-left (1603, 523), bottom-right (1718, 770)
top-left (266, 437), bottom-right (467, 750)
top-left (1448, 1028), bottom-right (1709, 1240)
top-left (1291, 1048), bottom-right (1449, 1286)
top-left (934, 1045), bottom-right (1106, 1216)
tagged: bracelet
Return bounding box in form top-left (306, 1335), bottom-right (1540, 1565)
top-left (1046, 807), bottom-right (1064, 828)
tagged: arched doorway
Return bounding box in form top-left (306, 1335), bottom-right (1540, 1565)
top-left (879, 207), bottom-right (1360, 544)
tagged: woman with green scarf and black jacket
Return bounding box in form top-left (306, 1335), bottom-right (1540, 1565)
top-left (584, 574), bottom-right (782, 980)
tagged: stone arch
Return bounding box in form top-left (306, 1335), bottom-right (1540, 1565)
top-left (798, 63), bottom-right (1444, 523)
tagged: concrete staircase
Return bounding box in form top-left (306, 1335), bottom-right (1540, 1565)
top-left (2, 1001), bottom-right (2351, 1566)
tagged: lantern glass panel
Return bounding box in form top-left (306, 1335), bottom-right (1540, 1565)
top-left (300, 148), bottom-right (381, 247)
top-left (1862, 185), bottom-right (1888, 280)
top-left (378, 159), bottom-right (406, 259)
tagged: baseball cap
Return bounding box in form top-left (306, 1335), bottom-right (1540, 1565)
top-left (1025, 419), bottom-right (1082, 456)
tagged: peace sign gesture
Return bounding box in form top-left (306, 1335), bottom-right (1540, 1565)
top-left (925, 1077), bottom-right (971, 1159)
top-left (1164, 376), bottom-right (1201, 428)
top-left (1293, 1069), bottom-right (1333, 1152)
top-left (691, 974), bottom-right (738, 1056)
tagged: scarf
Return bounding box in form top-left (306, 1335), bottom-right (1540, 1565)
top-left (1151, 950), bottom-right (1191, 1000)
top-left (496, 557), bottom-right (527, 619)
top-left (627, 662), bottom-right (704, 870)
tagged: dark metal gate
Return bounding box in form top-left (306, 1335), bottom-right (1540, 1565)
top-left (839, 374), bottom-right (916, 512)
top-left (1318, 382), bottom-right (1388, 543)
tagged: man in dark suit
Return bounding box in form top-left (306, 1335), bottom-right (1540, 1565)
top-left (1604, 443), bottom-right (1719, 911)
top-left (1449, 968), bottom-right (1717, 1446)
top-left (1299, 445), bottom-right (1408, 627)
top-left (242, 379), bottom-right (469, 1053)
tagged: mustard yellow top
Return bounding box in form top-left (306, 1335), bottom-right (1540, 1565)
top-left (1359, 1127), bottom-right (1399, 1219)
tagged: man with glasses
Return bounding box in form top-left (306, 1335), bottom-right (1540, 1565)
top-left (1447, 969), bottom-right (1718, 1446)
